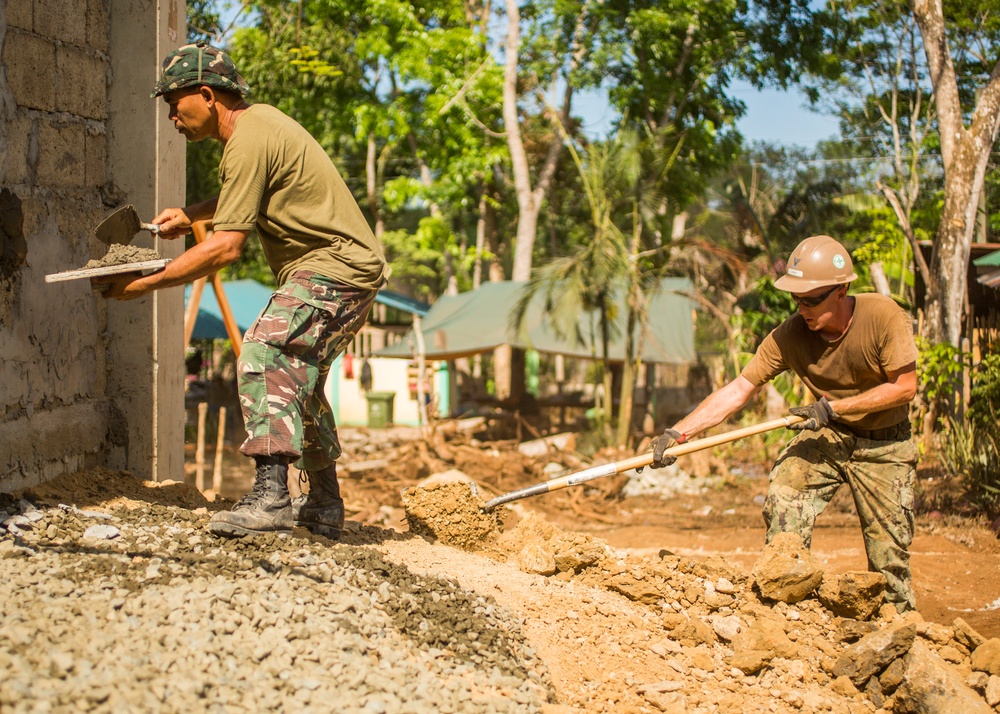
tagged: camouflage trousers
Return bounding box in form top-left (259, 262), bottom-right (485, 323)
top-left (763, 425), bottom-right (918, 612)
top-left (237, 271), bottom-right (376, 471)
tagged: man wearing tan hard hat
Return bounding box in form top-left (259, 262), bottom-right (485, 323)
top-left (642, 235), bottom-right (919, 612)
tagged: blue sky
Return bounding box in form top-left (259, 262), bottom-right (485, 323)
top-left (575, 80), bottom-right (842, 148)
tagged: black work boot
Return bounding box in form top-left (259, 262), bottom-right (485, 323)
top-left (209, 456), bottom-right (293, 538)
top-left (296, 464), bottom-right (344, 540)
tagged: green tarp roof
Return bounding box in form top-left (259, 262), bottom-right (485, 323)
top-left (973, 250), bottom-right (1000, 267)
top-left (375, 278), bottom-right (696, 364)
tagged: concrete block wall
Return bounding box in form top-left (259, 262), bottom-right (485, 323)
top-left (0, 0), bottom-right (186, 491)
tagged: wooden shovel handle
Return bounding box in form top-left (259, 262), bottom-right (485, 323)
top-left (481, 415), bottom-right (805, 511)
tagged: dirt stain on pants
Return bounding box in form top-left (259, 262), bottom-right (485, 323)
top-left (763, 426), bottom-right (918, 612)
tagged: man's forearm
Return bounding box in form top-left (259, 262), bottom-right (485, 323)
top-left (674, 376), bottom-right (758, 439)
top-left (136, 230), bottom-right (246, 292)
top-left (183, 196), bottom-right (220, 223)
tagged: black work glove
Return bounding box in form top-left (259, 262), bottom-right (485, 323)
top-left (643, 428), bottom-right (686, 469)
top-left (788, 396), bottom-right (839, 431)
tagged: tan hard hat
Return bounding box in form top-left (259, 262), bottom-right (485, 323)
top-left (774, 235), bottom-right (858, 292)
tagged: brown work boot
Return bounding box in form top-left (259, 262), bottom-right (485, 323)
top-left (209, 456), bottom-right (293, 538)
top-left (296, 464), bottom-right (344, 540)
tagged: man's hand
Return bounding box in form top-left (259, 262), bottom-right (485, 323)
top-left (150, 208), bottom-right (193, 239)
top-left (91, 272), bottom-right (149, 300)
top-left (646, 428), bottom-right (686, 469)
top-left (788, 396), bottom-right (839, 431)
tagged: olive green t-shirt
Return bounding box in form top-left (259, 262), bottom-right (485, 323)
top-left (741, 293), bottom-right (918, 430)
top-left (213, 104), bottom-right (386, 289)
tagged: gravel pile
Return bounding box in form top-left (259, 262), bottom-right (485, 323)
top-left (0, 490), bottom-right (552, 713)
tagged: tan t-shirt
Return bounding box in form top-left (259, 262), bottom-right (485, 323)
top-left (741, 293), bottom-right (918, 430)
top-left (213, 104), bottom-right (386, 289)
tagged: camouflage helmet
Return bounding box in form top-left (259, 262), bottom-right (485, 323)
top-left (773, 235), bottom-right (858, 292)
top-left (150, 42), bottom-right (251, 99)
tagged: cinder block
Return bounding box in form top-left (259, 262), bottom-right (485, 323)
top-left (6, 0), bottom-right (33, 31)
top-left (85, 128), bottom-right (107, 188)
top-left (36, 121), bottom-right (86, 189)
top-left (2, 114), bottom-right (35, 186)
top-left (34, 0), bottom-right (87, 46)
top-left (56, 45), bottom-right (107, 119)
top-left (86, 0), bottom-right (110, 52)
top-left (2, 31), bottom-right (57, 112)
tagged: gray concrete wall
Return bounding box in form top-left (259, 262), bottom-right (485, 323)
top-left (0, 0), bottom-right (185, 491)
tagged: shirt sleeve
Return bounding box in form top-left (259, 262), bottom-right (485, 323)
top-left (213, 130), bottom-right (267, 232)
top-left (740, 330), bottom-right (789, 387)
top-left (880, 309), bottom-right (919, 372)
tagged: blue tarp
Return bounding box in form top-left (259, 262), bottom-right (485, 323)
top-left (185, 280), bottom-right (430, 340)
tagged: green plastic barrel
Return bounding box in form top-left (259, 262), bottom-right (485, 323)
top-left (366, 391), bottom-right (395, 428)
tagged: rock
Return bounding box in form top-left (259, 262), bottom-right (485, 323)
top-left (937, 645), bottom-right (963, 664)
top-left (894, 640), bottom-right (994, 714)
top-left (985, 675), bottom-right (1000, 707)
top-left (967, 671), bottom-right (989, 692)
top-left (880, 657), bottom-right (906, 692)
top-left (642, 691), bottom-right (687, 713)
top-left (865, 676), bottom-right (885, 708)
top-left (637, 681), bottom-right (684, 694)
top-left (971, 639), bottom-right (1000, 676)
top-left (552, 536), bottom-right (605, 573)
top-left (835, 619), bottom-right (879, 643)
top-left (516, 544), bottom-right (557, 575)
top-left (709, 615), bottom-right (741, 642)
top-left (817, 571), bottom-right (886, 621)
top-left (83, 524), bottom-right (120, 540)
top-left (731, 615), bottom-right (797, 660)
top-left (917, 621), bottom-right (954, 645)
top-left (954, 618), bottom-right (987, 651)
top-left (751, 532), bottom-right (824, 603)
top-left (832, 618), bottom-right (917, 687)
top-left (830, 675), bottom-right (859, 697)
top-left (729, 650), bottom-right (772, 675)
top-left (668, 617), bottom-right (717, 647)
top-left (606, 575), bottom-right (663, 604)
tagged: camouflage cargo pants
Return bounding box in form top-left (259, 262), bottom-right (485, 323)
top-left (237, 271), bottom-right (377, 471)
top-left (763, 426), bottom-right (918, 612)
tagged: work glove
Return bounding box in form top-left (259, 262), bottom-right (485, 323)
top-left (643, 428), bottom-right (686, 470)
top-left (788, 396), bottom-right (839, 431)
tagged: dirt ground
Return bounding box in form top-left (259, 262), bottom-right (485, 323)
top-left (4, 422), bottom-right (999, 712)
top-left (192, 424), bottom-right (1000, 644)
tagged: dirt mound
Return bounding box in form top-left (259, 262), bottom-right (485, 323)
top-left (20, 467), bottom-right (211, 512)
top-left (400, 481), bottom-right (501, 550)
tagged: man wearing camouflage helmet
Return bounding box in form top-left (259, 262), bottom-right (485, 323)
top-left (95, 42), bottom-right (386, 541)
top-left (641, 235), bottom-right (919, 612)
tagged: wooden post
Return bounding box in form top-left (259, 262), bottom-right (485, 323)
top-left (413, 313), bottom-right (429, 428)
top-left (183, 277), bottom-right (208, 351)
top-left (196, 401), bottom-right (208, 492)
top-left (191, 221), bottom-right (242, 359)
top-left (212, 406), bottom-right (227, 492)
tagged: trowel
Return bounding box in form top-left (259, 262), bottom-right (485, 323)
top-left (94, 204), bottom-right (163, 246)
top-left (44, 205), bottom-right (171, 284)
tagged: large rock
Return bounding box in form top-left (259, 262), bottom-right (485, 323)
top-left (751, 532), bottom-right (824, 603)
top-left (832, 618), bottom-right (917, 687)
top-left (971, 638), bottom-right (1000, 677)
top-left (894, 640), bottom-right (993, 714)
top-left (953, 618), bottom-right (987, 651)
top-left (731, 614), bottom-right (798, 660)
top-left (817, 571), bottom-right (886, 620)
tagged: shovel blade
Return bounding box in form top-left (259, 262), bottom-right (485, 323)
top-left (93, 205), bottom-right (143, 246)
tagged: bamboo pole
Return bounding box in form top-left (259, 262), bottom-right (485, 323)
top-left (212, 406), bottom-right (227, 492)
top-left (191, 221), bottom-right (242, 359)
top-left (196, 401), bottom-right (208, 492)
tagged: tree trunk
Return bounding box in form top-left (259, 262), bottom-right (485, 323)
top-left (366, 133), bottom-right (383, 239)
top-left (912, 0), bottom-right (1000, 346)
top-left (870, 261), bottom-right (892, 297)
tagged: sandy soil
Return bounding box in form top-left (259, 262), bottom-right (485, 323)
top-left (5, 424), bottom-right (998, 712)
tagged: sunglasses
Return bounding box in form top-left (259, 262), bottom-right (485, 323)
top-left (791, 284), bottom-right (840, 308)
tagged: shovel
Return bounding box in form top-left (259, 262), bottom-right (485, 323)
top-left (481, 414), bottom-right (805, 512)
top-left (94, 204), bottom-right (163, 246)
